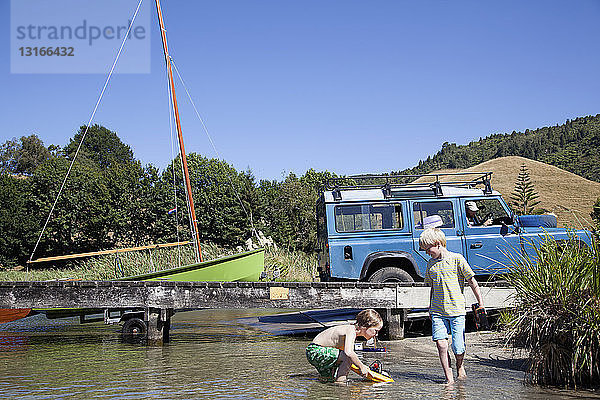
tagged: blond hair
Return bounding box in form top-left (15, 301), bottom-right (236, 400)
top-left (419, 228), bottom-right (447, 249)
top-left (355, 309), bottom-right (383, 328)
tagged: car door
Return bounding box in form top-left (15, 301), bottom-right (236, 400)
top-left (460, 197), bottom-right (521, 275)
top-left (411, 199), bottom-right (465, 269)
top-left (329, 201), bottom-right (406, 279)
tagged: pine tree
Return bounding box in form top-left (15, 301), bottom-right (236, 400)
top-left (510, 164), bottom-right (541, 215)
top-left (591, 197), bottom-right (600, 230)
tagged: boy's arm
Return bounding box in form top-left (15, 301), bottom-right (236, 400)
top-left (467, 276), bottom-right (484, 307)
top-left (425, 265), bottom-right (433, 316)
top-left (342, 327), bottom-right (369, 376)
top-left (458, 256), bottom-right (483, 306)
top-left (429, 286), bottom-right (433, 317)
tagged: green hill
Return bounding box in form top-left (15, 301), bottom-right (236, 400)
top-left (395, 114), bottom-right (600, 183)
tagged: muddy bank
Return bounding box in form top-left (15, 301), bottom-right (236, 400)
top-left (387, 330), bottom-right (528, 372)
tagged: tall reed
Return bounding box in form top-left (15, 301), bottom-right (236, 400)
top-left (0, 242), bottom-right (317, 282)
top-left (503, 233), bottom-right (600, 388)
top-left (263, 245), bottom-right (317, 282)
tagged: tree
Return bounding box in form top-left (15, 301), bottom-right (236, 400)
top-left (0, 174), bottom-right (39, 267)
top-left (592, 197), bottom-right (600, 231)
top-left (0, 134), bottom-right (51, 175)
top-left (29, 156), bottom-right (113, 257)
top-left (159, 154), bottom-right (256, 247)
top-left (393, 113), bottom-right (600, 183)
top-left (65, 125), bottom-right (135, 169)
top-left (26, 125), bottom-right (159, 259)
top-left (510, 164), bottom-right (541, 215)
top-left (256, 169), bottom-right (336, 251)
top-left (0, 138), bottom-right (19, 174)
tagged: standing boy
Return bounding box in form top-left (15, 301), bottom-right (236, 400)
top-left (419, 228), bottom-right (485, 384)
top-left (306, 309), bottom-right (383, 383)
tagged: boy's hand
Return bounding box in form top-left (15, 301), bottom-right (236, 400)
top-left (360, 364), bottom-right (370, 376)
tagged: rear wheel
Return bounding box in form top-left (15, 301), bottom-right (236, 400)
top-left (368, 267), bottom-right (414, 283)
top-left (121, 317), bottom-right (147, 340)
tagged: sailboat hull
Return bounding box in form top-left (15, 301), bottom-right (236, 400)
top-left (0, 308), bottom-right (33, 324)
top-left (122, 248), bottom-right (265, 282)
top-left (3, 249), bottom-right (265, 323)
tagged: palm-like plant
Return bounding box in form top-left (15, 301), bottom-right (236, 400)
top-left (503, 233), bottom-right (600, 388)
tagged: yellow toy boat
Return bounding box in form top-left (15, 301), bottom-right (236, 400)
top-left (350, 363), bottom-right (394, 383)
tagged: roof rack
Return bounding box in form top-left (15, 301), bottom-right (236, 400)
top-left (326, 172), bottom-right (493, 198)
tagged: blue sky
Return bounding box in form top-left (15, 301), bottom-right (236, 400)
top-left (2, 0), bottom-right (599, 181)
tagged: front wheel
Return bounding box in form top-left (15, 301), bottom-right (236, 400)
top-left (368, 267), bottom-right (414, 283)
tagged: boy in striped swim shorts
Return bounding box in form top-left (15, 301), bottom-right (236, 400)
top-left (419, 228), bottom-right (485, 385)
top-left (306, 309), bottom-right (383, 383)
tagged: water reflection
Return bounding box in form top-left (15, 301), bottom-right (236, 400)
top-left (0, 310), bottom-right (599, 400)
top-left (438, 382), bottom-right (467, 400)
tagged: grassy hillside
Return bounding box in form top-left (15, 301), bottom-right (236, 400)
top-left (398, 114), bottom-right (600, 183)
top-left (423, 156), bottom-right (600, 229)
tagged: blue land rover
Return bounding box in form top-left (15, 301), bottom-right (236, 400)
top-left (316, 173), bottom-right (591, 282)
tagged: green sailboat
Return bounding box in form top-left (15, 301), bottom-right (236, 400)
top-left (1, 0), bottom-right (264, 325)
top-left (123, 248), bottom-right (264, 282)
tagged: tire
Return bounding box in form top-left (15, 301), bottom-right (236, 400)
top-left (368, 267), bottom-right (414, 283)
top-left (121, 317), bottom-right (147, 340)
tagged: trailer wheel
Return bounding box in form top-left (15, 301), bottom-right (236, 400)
top-left (122, 317), bottom-right (147, 340)
top-left (368, 267), bottom-right (414, 283)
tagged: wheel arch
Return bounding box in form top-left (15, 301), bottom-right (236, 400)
top-left (360, 251), bottom-right (420, 281)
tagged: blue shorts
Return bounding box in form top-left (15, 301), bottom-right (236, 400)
top-left (431, 315), bottom-right (466, 355)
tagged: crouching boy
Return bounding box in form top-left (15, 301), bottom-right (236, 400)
top-left (419, 228), bottom-right (485, 384)
top-left (306, 309), bottom-right (383, 383)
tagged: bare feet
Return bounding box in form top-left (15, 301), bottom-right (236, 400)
top-left (444, 379), bottom-right (455, 385)
top-left (457, 367), bottom-right (467, 380)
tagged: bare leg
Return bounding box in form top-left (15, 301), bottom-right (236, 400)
top-left (435, 339), bottom-right (454, 384)
top-left (335, 351), bottom-right (351, 384)
top-left (456, 352), bottom-right (466, 380)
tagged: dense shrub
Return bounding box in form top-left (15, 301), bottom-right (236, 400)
top-left (503, 234), bottom-right (600, 388)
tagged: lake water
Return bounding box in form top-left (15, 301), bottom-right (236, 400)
top-left (1, 309), bottom-right (598, 400)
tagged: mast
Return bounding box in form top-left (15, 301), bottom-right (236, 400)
top-left (155, 0), bottom-right (203, 262)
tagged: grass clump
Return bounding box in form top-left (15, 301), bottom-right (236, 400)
top-left (263, 246), bottom-right (317, 282)
top-left (503, 233), bottom-right (600, 389)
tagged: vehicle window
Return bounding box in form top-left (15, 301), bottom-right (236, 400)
top-left (335, 203), bottom-right (403, 232)
top-left (413, 201), bottom-right (455, 229)
top-left (465, 199), bottom-right (510, 226)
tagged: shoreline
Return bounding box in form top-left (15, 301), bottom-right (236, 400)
top-left (393, 331), bottom-right (522, 360)
top-left (385, 330), bottom-right (529, 375)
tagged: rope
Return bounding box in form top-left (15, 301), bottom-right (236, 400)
top-left (28, 0), bottom-right (145, 268)
top-left (298, 311), bottom-right (328, 328)
top-left (163, 39), bottom-right (185, 268)
top-left (159, 26), bottom-right (198, 262)
top-left (168, 66), bottom-right (198, 262)
top-left (170, 59), bottom-right (260, 242)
